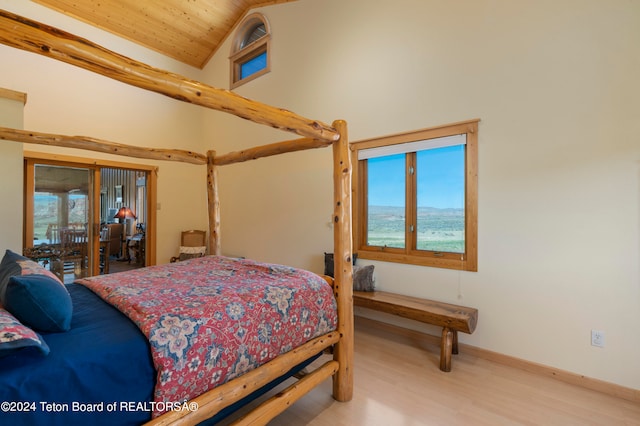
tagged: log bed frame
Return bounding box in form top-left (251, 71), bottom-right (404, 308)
top-left (0, 9), bottom-right (353, 426)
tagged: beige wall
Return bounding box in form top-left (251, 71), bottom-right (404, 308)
top-left (0, 1), bottom-right (209, 263)
top-left (200, 0), bottom-right (640, 390)
top-left (0, 90), bottom-right (26, 252)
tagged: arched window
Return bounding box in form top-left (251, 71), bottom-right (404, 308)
top-left (230, 13), bottom-right (271, 88)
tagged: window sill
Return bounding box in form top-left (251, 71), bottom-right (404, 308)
top-left (357, 249), bottom-right (477, 272)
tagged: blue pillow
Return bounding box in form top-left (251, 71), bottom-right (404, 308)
top-left (5, 274), bottom-right (72, 332)
top-left (0, 249), bottom-right (64, 306)
top-left (0, 308), bottom-right (50, 358)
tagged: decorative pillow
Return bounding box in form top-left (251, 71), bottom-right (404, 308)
top-left (0, 308), bottom-right (50, 358)
top-left (4, 274), bottom-right (73, 332)
top-left (178, 246), bottom-right (206, 261)
top-left (0, 249), bottom-right (64, 306)
top-left (353, 265), bottom-right (375, 292)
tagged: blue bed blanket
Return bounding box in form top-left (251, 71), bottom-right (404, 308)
top-left (0, 283), bottom-right (155, 426)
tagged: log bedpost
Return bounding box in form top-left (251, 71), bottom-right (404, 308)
top-left (331, 119), bottom-right (354, 402)
top-left (206, 151), bottom-right (221, 256)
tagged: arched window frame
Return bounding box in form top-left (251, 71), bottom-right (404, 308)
top-left (230, 13), bottom-right (271, 89)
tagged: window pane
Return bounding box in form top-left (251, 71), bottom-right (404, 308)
top-left (367, 154), bottom-right (405, 248)
top-left (33, 192), bottom-right (58, 244)
top-left (416, 145), bottom-right (465, 253)
top-left (34, 165), bottom-right (90, 245)
top-left (241, 23), bottom-right (266, 48)
top-left (240, 51), bottom-right (267, 80)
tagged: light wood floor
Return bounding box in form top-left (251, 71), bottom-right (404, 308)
top-left (225, 317), bottom-right (640, 425)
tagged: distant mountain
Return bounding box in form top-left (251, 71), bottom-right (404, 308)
top-left (366, 205), bottom-right (464, 252)
top-left (370, 205), bottom-right (464, 216)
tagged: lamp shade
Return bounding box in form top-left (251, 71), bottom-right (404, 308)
top-left (114, 207), bottom-right (136, 220)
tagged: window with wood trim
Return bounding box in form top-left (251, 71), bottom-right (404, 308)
top-left (230, 13), bottom-right (271, 88)
top-left (351, 120), bottom-right (479, 271)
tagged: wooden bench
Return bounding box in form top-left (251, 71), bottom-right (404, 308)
top-left (353, 290), bottom-right (478, 372)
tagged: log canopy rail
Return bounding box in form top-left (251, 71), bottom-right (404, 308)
top-left (0, 9), bottom-right (340, 143)
top-left (0, 127), bottom-right (207, 165)
top-left (213, 137), bottom-right (333, 166)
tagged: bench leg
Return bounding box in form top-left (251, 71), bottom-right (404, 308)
top-left (440, 327), bottom-right (453, 372)
top-left (452, 330), bottom-right (459, 355)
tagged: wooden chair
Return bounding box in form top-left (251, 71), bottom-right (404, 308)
top-left (57, 226), bottom-right (88, 280)
top-left (170, 230), bottom-right (207, 262)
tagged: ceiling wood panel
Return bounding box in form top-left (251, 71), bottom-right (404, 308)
top-left (33, 0), bottom-right (297, 69)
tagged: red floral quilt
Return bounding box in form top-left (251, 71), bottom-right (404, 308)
top-left (77, 256), bottom-right (337, 416)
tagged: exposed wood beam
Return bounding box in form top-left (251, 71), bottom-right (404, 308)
top-left (31, 0), bottom-right (299, 68)
top-left (0, 9), bottom-right (340, 142)
top-left (0, 126), bottom-right (207, 165)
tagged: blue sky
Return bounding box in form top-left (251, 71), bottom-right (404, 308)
top-left (367, 145), bottom-right (465, 209)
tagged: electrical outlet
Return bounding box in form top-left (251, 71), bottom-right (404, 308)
top-left (591, 330), bottom-right (605, 348)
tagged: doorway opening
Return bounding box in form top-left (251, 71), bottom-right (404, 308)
top-left (23, 153), bottom-right (157, 283)
top-left (99, 167), bottom-right (148, 276)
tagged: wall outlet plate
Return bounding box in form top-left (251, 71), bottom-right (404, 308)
top-left (591, 330), bottom-right (605, 348)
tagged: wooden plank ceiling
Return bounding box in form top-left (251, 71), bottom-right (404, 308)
top-left (33, 0), bottom-right (296, 69)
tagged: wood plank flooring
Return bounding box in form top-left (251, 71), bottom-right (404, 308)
top-left (223, 316), bottom-right (640, 425)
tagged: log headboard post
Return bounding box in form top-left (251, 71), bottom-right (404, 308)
top-left (331, 119), bottom-right (354, 402)
top-left (206, 150), bottom-right (221, 256)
